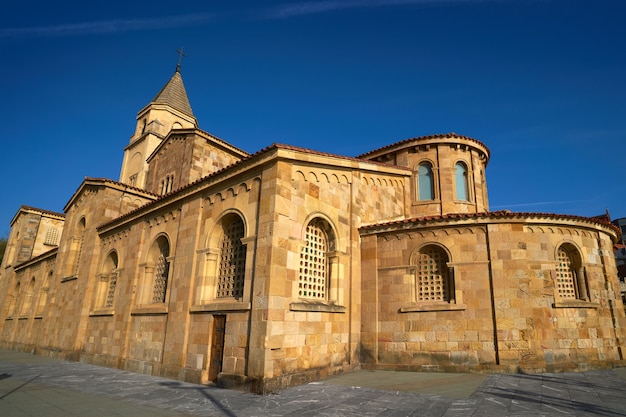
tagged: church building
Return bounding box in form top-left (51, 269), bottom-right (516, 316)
top-left (1, 66), bottom-right (624, 393)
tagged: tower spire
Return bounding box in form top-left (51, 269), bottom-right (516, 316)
top-left (176, 47), bottom-right (186, 72)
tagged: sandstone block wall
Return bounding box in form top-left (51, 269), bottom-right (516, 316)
top-left (361, 218), bottom-right (626, 373)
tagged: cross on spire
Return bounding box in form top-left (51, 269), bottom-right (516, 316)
top-left (176, 47), bottom-right (186, 72)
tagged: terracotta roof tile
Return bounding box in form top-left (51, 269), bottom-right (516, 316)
top-left (360, 210), bottom-right (619, 234)
top-left (18, 205), bottom-right (65, 218)
top-left (97, 143), bottom-right (410, 231)
top-left (356, 132), bottom-right (490, 160)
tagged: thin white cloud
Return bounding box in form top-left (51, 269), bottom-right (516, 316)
top-left (491, 199), bottom-right (594, 210)
top-left (0, 13), bottom-right (214, 39)
top-left (264, 0), bottom-right (505, 19)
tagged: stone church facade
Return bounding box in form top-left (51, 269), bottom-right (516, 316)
top-left (1, 68), bottom-right (624, 393)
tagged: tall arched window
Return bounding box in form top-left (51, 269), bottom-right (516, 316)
top-left (555, 244), bottom-right (588, 300)
top-left (96, 251), bottom-right (118, 308)
top-left (36, 272), bottom-right (51, 316)
top-left (151, 237), bottom-right (170, 303)
top-left (455, 162), bottom-right (469, 201)
top-left (216, 215), bottom-right (246, 299)
top-left (8, 282), bottom-right (20, 317)
top-left (299, 218), bottom-right (335, 300)
top-left (416, 245), bottom-right (452, 303)
top-left (417, 162), bottom-right (435, 201)
top-left (105, 252), bottom-right (119, 307)
top-left (65, 217), bottom-right (86, 279)
top-left (21, 277), bottom-right (35, 316)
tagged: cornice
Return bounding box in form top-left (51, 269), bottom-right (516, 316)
top-left (359, 210), bottom-right (620, 241)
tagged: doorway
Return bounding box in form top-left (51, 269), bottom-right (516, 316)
top-left (208, 314), bottom-right (226, 381)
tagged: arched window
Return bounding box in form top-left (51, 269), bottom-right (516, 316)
top-left (65, 217), bottom-right (86, 279)
top-left (417, 162), bottom-right (435, 201)
top-left (8, 282), bottom-right (20, 317)
top-left (416, 245), bottom-right (452, 303)
top-left (21, 277), bottom-right (35, 316)
top-left (96, 252), bottom-right (118, 309)
top-left (36, 272), bottom-right (51, 316)
top-left (299, 218), bottom-right (335, 300)
top-left (455, 162), bottom-right (469, 201)
top-left (216, 216), bottom-right (246, 299)
top-left (151, 237), bottom-right (170, 303)
top-left (555, 244), bottom-right (588, 300)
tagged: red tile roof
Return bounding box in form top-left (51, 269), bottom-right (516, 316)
top-left (360, 210), bottom-right (620, 234)
top-left (356, 132), bottom-right (490, 159)
top-left (97, 143), bottom-right (412, 231)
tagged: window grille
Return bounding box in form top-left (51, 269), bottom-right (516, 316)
top-left (152, 253), bottom-right (169, 303)
top-left (556, 247), bottom-right (577, 299)
top-left (299, 221), bottom-right (328, 299)
top-left (217, 219), bottom-right (245, 299)
top-left (417, 246), bottom-right (449, 302)
top-left (105, 273), bottom-right (117, 307)
top-left (73, 238), bottom-right (84, 277)
top-left (44, 228), bottom-right (59, 246)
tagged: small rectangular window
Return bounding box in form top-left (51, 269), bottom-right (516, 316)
top-left (44, 228), bottom-right (59, 246)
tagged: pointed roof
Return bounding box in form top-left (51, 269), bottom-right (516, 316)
top-left (151, 68), bottom-right (195, 118)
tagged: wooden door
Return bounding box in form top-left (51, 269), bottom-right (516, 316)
top-left (208, 315), bottom-right (226, 381)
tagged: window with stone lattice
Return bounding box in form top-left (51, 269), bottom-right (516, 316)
top-left (556, 245), bottom-right (579, 299)
top-left (299, 219), bottom-right (330, 300)
top-left (151, 238), bottom-right (170, 304)
top-left (216, 217), bottom-right (246, 299)
top-left (416, 245), bottom-right (451, 303)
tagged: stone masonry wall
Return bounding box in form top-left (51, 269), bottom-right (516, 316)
top-left (360, 218), bottom-right (626, 373)
top-left (487, 222), bottom-right (626, 372)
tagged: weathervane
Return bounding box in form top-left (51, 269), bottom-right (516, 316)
top-left (176, 47), bottom-right (186, 71)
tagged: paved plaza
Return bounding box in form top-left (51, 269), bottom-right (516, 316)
top-left (0, 349), bottom-right (625, 416)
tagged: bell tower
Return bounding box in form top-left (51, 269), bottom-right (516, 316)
top-left (119, 58), bottom-right (198, 190)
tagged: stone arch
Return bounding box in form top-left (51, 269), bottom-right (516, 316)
top-left (237, 182), bottom-right (251, 193)
top-left (301, 212), bottom-right (338, 252)
top-left (207, 209), bottom-right (248, 248)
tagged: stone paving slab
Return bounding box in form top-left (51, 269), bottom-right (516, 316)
top-left (321, 370), bottom-right (487, 398)
top-left (1, 349), bottom-right (626, 416)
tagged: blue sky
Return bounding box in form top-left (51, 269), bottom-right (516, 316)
top-left (1, 0), bottom-right (625, 236)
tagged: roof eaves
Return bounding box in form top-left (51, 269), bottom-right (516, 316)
top-left (356, 132), bottom-right (490, 160)
top-left (10, 205), bottom-right (65, 226)
top-left (14, 247), bottom-right (58, 271)
top-left (359, 210), bottom-right (620, 235)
